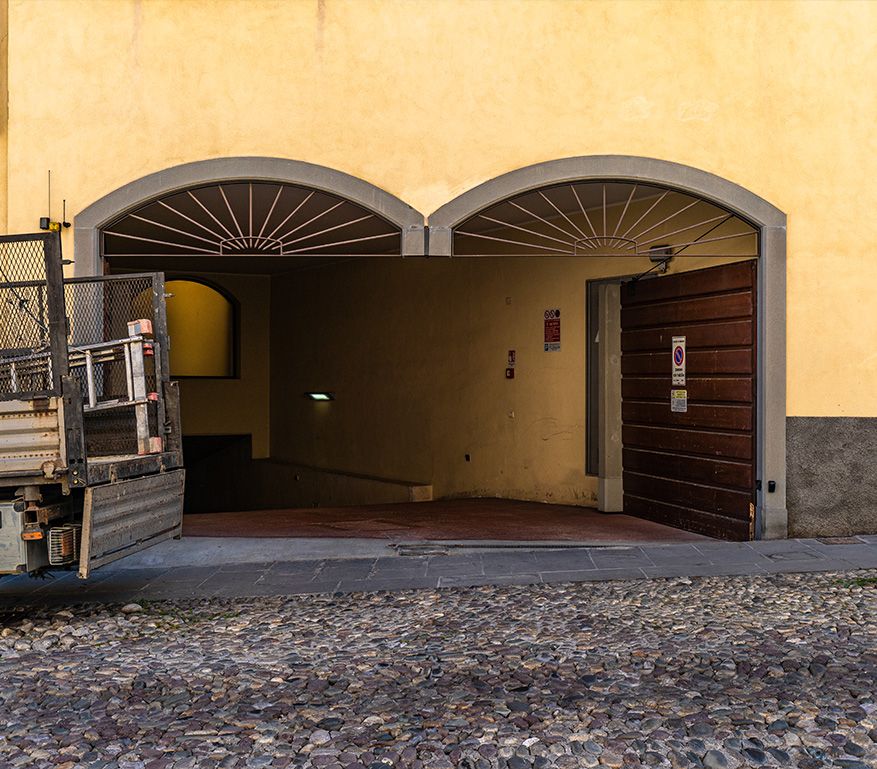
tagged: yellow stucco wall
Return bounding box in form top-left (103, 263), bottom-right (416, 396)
top-left (173, 273), bottom-right (271, 458)
top-left (269, 257), bottom-right (606, 504)
top-left (4, 0), bottom-right (877, 416)
top-left (0, 0), bottom-right (7, 234)
top-left (165, 280), bottom-right (234, 378)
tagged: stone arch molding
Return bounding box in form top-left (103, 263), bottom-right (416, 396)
top-left (427, 155), bottom-right (786, 248)
top-left (73, 157), bottom-right (427, 275)
top-left (428, 155), bottom-right (787, 539)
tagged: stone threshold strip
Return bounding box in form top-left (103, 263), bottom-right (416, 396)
top-left (1, 535), bottom-right (876, 606)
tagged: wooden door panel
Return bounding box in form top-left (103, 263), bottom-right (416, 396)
top-left (620, 260), bottom-right (757, 540)
top-left (622, 320), bottom-right (753, 352)
top-left (623, 448), bottom-right (753, 489)
top-left (620, 259), bottom-right (756, 304)
top-left (624, 472), bottom-right (753, 519)
top-left (621, 377), bottom-right (753, 403)
top-left (622, 401), bottom-right (753, 431)
top-left (621, 292), bottom-right (753, 329)
top-left (622, 349), bottom-right (753, 376)
top-left (624, 495), bottom-right (752, 540)
top-left (623, 424), bottom-right (753, 460)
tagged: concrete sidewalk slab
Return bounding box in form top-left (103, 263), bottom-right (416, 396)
top-left (2, 536), bottom-right (876, 606)
top-left (104, 537), bottom-right (396, 569)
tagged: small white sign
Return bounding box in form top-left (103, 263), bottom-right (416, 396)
top-left (672, 335), bottom-right (686, 385)
top-left (671, 389), bottom-right (688, 413)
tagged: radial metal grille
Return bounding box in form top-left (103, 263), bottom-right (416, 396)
top-left (453, 182), bottom-right (758, 259)
top-left (102, 182), bottom-right (402, 259)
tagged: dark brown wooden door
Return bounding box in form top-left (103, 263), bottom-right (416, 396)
top-left (620, 260), bottom-right (757, 540)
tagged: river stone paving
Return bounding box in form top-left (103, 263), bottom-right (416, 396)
top-left (1, 571), bottom-right (876, 769)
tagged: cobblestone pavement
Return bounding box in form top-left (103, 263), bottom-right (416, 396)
top-left (1, 571), bottom-right (876, 769)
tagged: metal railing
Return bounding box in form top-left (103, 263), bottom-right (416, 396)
top-left (0, 346), bottom-right (53, 395)
top-left (73, 332), bottom-right (163, 456)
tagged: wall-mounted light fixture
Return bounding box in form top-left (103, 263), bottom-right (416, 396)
top-left (648, 244), bottom-right (674, 273)
top-left (304, 392), bottom-right (335, 401)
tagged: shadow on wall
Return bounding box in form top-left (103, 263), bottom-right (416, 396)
top-left (182, 435), bottom-right (432, 514)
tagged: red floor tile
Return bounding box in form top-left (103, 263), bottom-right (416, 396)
top-left (183, 498), bottom-right (709, 542)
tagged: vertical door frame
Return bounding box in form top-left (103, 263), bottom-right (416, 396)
top-left (586, 277), bottom-right (625, 513)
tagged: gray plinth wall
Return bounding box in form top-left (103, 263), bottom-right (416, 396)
top-left (787, 417), bottom-right (877, 536)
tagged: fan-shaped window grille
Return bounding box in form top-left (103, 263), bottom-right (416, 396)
top-left (102, 182), bottom-right (401, 259)
top-left (165, 280), bottom-right (235, 378)
top-left (453, 181), bottom-right (758, 259)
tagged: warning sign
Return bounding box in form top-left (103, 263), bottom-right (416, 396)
top-left (671, 389), bottom-right (688, 413)
top-left (544, 308), bottom-right (561, 352)
top-left (672, 335), bottom-right (686, 385)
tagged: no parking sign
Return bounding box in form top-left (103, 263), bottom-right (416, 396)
top-left (672, 336), bottom-right (686, 385)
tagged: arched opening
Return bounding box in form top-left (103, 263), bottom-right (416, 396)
top-left (164, 279), bottom-right (236, 378)
top-left (74, 156), bottom-right (785, 543)
top-left (429, 156), bottom-right (787, 540)
top-left (75, 158), bottom-right (431, 520)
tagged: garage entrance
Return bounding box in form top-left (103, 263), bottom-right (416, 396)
top-left (74, 156), bottom-right (786, 543)
top-left (428, 156), bottom-right (786, 540)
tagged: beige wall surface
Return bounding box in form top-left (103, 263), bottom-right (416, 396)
top-left (0, 0), bottom-right (7, 234)
top-left (5, 0), bottom-right (877, 415)
top-left (172, 273), bottom-right (271, 458)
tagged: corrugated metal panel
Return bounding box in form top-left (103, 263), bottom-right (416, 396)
top-left (0, 398), bottom-right (63, 476)
top-left (78, 469), bottom-right (184, 577)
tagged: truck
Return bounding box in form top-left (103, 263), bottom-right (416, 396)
top-left (0, 232), bottom-right (184, 579)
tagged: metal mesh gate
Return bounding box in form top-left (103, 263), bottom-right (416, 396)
top-left (65, 276), bottom-right (159, 402)
top-left (0, 235), bottom-right (50, 284)
top-left (0, 282), bottom-right (54, 393)
top-left (0, 235), bottom-right (65, 397)
top-left (64, 275), bottom-right (167, 457)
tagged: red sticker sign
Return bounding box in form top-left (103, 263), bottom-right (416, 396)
top-left (544, 308), bottom-right (561, 351)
